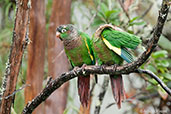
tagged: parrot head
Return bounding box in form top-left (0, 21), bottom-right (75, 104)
top-left (56, 24), bottom-right (78, 41)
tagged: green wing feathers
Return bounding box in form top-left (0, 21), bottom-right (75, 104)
top-left (80, 32), bottom-right (95, 64)
top-left (101, 28), bottom-right (141, 49)
top-left (101, 28), bottom-right (141, 63)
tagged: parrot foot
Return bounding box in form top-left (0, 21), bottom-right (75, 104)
top-left (81, 64), bottom-right (87, 76)
top-left (81, 64), bottom-right (87, 68)
top-left (111, 64), bottom-right (118, 71)
top-left (100, 65), bottom-right (108, 72)
top-left (73, 66), bottom-right (79, 76)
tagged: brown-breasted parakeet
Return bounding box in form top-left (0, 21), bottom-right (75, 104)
top-left (92, 24), bottom-right (141, 108)
top-left (56, 24), bottom-right (95, 107)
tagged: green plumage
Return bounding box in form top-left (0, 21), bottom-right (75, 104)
top-left (64, 33), bottom-right (94, 67)
top-left (101, 28), bottom-right (141, 49)
top-left (56, 24), bottom-right (95, 107)
top-left (93, 27), bottom-right (141, 64)
top-left (56, 24), bottom-right (94, 66)
top-left (92, 36), bottom-right (123, 65)
top-left (92, 25), bottom-right (141, 108)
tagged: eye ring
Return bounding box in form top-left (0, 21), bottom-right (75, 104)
top-left (61, 29), bottom-right (66, 33)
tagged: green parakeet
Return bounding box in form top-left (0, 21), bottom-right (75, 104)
top-left (92, 24), bottom-right (141, 108)
top-left (56, 24), bottom-right (95, 107)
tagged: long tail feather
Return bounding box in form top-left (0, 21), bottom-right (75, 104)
top-left (78, 76), bottom-right (90, 107)
top-left (110, 75), bottom-right (125, 109)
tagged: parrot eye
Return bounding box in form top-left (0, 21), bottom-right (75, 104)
top-left (61, 29), bottom-right (67, 33)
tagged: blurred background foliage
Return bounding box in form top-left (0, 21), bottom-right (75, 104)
top-left (0, 0), bottom-right (170, 113)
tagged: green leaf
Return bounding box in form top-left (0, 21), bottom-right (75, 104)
top-left (105, 10), bottom-right (118, 18)
top-left (146, 84), bottom-right (154, 90)
top-left (148, 78), bottom-right (158, 85)
top-left (129, 16), bottom-right (146, 26)
top-left (147, 64), bottom-right (157, 73)
top-left (127, 30), bottom-right (134, 34)
top-left (129, 21), bottom-right (146, 26)
top-left (168, 59), bottom-right (171, 68)
top-left (129, 16), bottom-right (140, 23)
top-left (157, 85), bottom-right (168, 100)
top-left (100, 3), bottom-right (108, 14)
top-left (163, 73), bottom-right (171, 80)
top-left (152, 50), bottom-right (168, 59)
top-left (157, 60), bottom-right (169, 67)
top-left (92, 18), bottom-right (105, 27)
top-left (158, 35), bottom-right (171, 51)
top-left (97, 11), bottom-right (106, 19)
top-left (157, 66), bottom-right (167, 73)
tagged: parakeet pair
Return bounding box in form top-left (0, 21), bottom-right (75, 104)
top-left (56, 24), bottom-right (141, 108)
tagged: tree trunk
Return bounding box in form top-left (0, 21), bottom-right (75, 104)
top-left (46, 0), bottom-right (71, 114)
top-left (24, 0), bottom-right (46, 114)
top-left (0, 0), bottom-right (30, 114)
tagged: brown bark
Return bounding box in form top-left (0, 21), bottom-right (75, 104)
top-left (0, 0), bottom-right (30, 114)
top-left (46, 0), bottom-right (71, 114)
top-left (24, 0), bottom-right (46, 114)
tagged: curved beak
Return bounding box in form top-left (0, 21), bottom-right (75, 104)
top-left (56, 31), bottom-right (61, 38)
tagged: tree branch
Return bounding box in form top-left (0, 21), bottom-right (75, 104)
top-left (22, 0), bottom-right (170, 113)
top-left (117, 0), bottom-right (131, 20)
top-left (136, 69), bottom-right (171, 95)
top-left (0, 85), bottom-right (30, 101)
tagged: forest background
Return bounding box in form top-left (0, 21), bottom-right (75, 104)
top-left (0, 0), bottom-right (170, 114)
